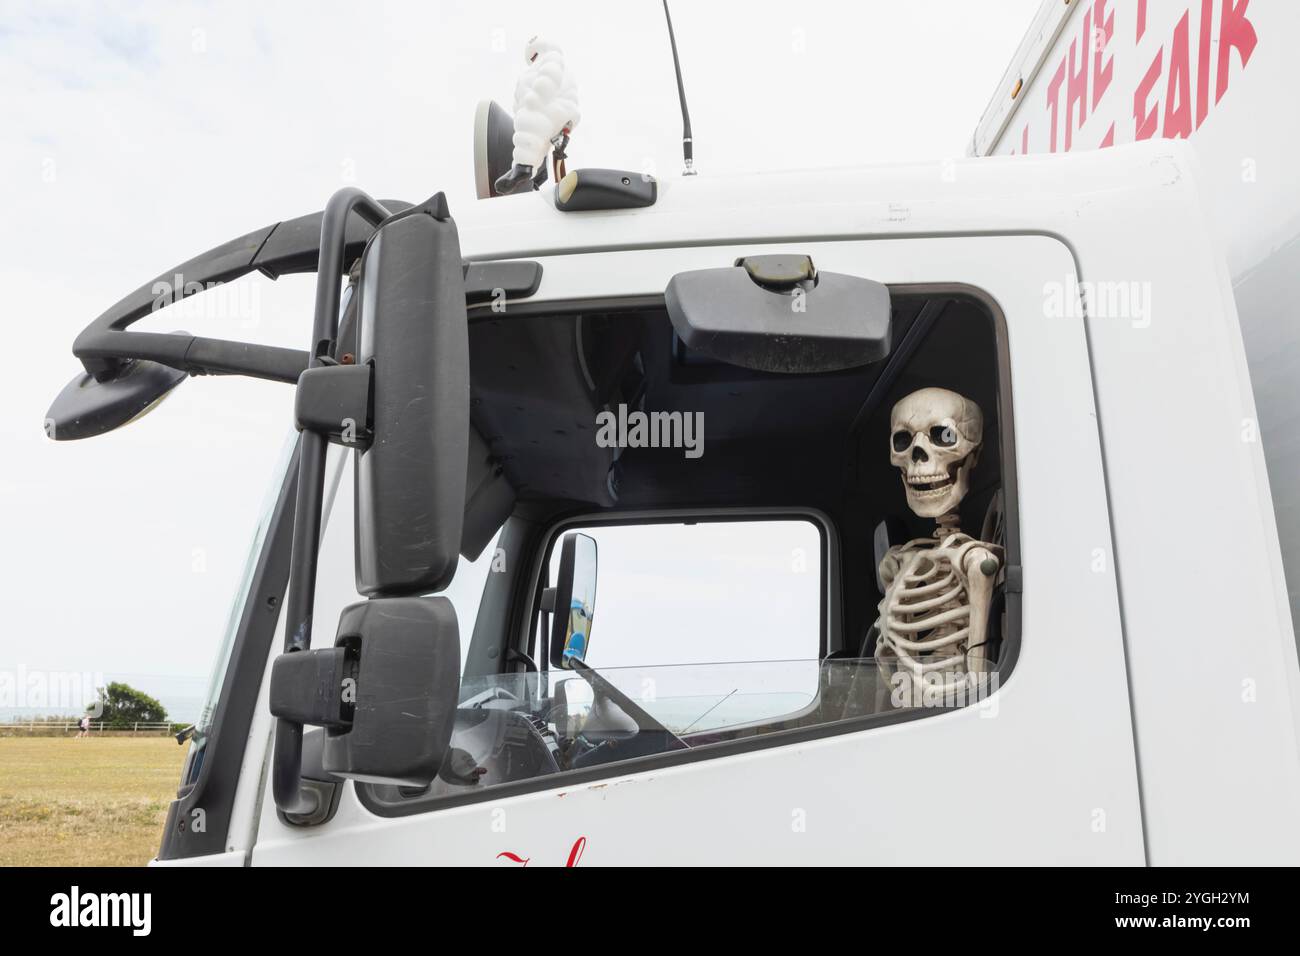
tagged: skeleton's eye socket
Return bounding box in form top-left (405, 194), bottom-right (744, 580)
top-left (930, 424), bottom-right (959, 447)
top-left (892, 430), bottom-right (912, 452)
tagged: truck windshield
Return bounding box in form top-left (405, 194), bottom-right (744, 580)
top-left (190, 433), bottom-right (297, 752)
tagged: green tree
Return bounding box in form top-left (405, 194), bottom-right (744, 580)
top-left (90, 682), bottom-right (168, 728)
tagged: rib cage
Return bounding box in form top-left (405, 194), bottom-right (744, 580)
top-left (877, 532), bottom-right (975, 682)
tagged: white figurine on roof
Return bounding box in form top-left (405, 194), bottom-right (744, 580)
top-left (495, 35), bottom-right (581, 195)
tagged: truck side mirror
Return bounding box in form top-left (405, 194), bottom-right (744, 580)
top-left (271, 188), bottom-right (470, 819)
top-left (45, 356), bottom-right (188, 441)
top-left (550, 533), bottom-right (598, 669)
top-left (271, 597), bottom-right (459, 787)
top-left (352, 201), bottom-right (469, 595)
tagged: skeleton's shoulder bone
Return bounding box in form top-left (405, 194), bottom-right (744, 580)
top-left (953, 539), bottom-right (1004, 579)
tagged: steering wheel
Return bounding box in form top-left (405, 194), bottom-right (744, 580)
top-left (569, 660), bottom-right (689, 759)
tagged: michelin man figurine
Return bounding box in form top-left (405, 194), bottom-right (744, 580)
top-left (874, 387), bottom-right (1003, 700)
top-left (494, 35), bottom-right (581, 195)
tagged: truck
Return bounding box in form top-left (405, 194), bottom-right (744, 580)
top-left (43, 6), bottom-right (1299, 867)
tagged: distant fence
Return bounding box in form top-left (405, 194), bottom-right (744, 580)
top-left (0, 720), bottom-right (188, 738)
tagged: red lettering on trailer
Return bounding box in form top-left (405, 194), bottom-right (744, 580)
top-left (1196, 0), bottom-right (1213, 127)
top-left (1093, 0), bottom-right (1115, 111)
top-left (1217, 0), bottom-right (1258, 104)
top-left (1046, 57), bottom-right (1067, 152)
top-left (1065, 7), bottom-right (1091, 151)
top-left (1164, 11), bottom-right (1193, 139)
top-left (1134, 48), bottom-right (1162, 141)
top-left (1020, 0), bottom-right (1257, 154)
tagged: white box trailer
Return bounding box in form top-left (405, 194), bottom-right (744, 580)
top-left (970, 0), bottom-right (1300, 641)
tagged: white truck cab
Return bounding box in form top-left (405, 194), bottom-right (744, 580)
top-left (49, 139), bottom-right (1293, 866)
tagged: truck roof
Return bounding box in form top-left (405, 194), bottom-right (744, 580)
top-left (454, 139), bottom-right (1198, 263)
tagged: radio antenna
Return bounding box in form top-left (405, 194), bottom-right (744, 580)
top-left (662, 0), bottom-right (697, 176)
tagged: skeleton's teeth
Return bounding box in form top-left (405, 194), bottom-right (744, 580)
top-left (907, 475), bottom-right (953, 492)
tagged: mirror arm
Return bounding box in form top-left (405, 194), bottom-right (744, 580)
top-left (274, 187), bottom-right (393, 819)
top-left (60, 191), bottom-right (537, 392)
top-left (74, 329), bottom-right (309, 384)
top-left (68, 199), bottom-right (413, 385)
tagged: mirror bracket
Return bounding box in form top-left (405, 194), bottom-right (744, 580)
top-left (269, 646), bottom-right (356, 731)
top-left (273, 186), bottom-right (394, 819)
top-left (737, 253), bottom-right (816, 292)
top-left (294, 362), bottom-right (373, 449)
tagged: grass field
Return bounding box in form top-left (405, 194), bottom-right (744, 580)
top-left (0, 737), bottom-right (186, 866)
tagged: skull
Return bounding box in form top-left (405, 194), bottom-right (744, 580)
top-left (889, 387), bottom-right (983, 518)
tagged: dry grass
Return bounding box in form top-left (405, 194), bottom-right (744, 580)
top-left (0, 737), bottom-right (187, 866)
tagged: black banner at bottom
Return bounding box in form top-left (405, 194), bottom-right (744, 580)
top-left (0, 864), bottom-right (1283, 942)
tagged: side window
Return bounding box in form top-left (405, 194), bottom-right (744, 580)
top-left (442, 536), bottom-right (502, 673)
top-left (535, 518), bottom-right (824, 735)
top-left (359, 292), bottom-right (1016, 815)
top-left (543, 519), bottom-right (822, 669)
top-left (368, 512), bottom-right (943, 811)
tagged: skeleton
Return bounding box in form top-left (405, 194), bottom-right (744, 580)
top-left (874, 388), bottom-right (1003, 700)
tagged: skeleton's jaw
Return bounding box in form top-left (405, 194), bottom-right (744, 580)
top-left (906, 472), bottom-right (953, 493)
top-left (904, 480), bottom-right (958, 517)
top-left (903, 460), bottom-right (971, 517)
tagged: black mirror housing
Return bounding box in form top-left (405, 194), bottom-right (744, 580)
top-left (354, 207), bottom-right (470, 596)
top-left (665, 255), bottom-right (892, 373)
top-left (319, 597), bottom-right (460, 787)
top-left (45, 358), bottom-right (187, 441)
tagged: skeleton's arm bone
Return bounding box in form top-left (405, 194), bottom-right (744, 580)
top-left (962, 545), bottom-right (1000, 672)
top-left (878, 545), bottom-right (903, 587)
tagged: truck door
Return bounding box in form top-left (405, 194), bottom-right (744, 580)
top-left (247, 235), bottom-right (1144, 865)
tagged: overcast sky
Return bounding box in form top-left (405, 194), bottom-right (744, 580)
top-left (0, 0), bottom-right (1039, 715)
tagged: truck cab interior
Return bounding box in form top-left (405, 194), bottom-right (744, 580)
top-left (363, 287), bottom-right (1019, 813)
